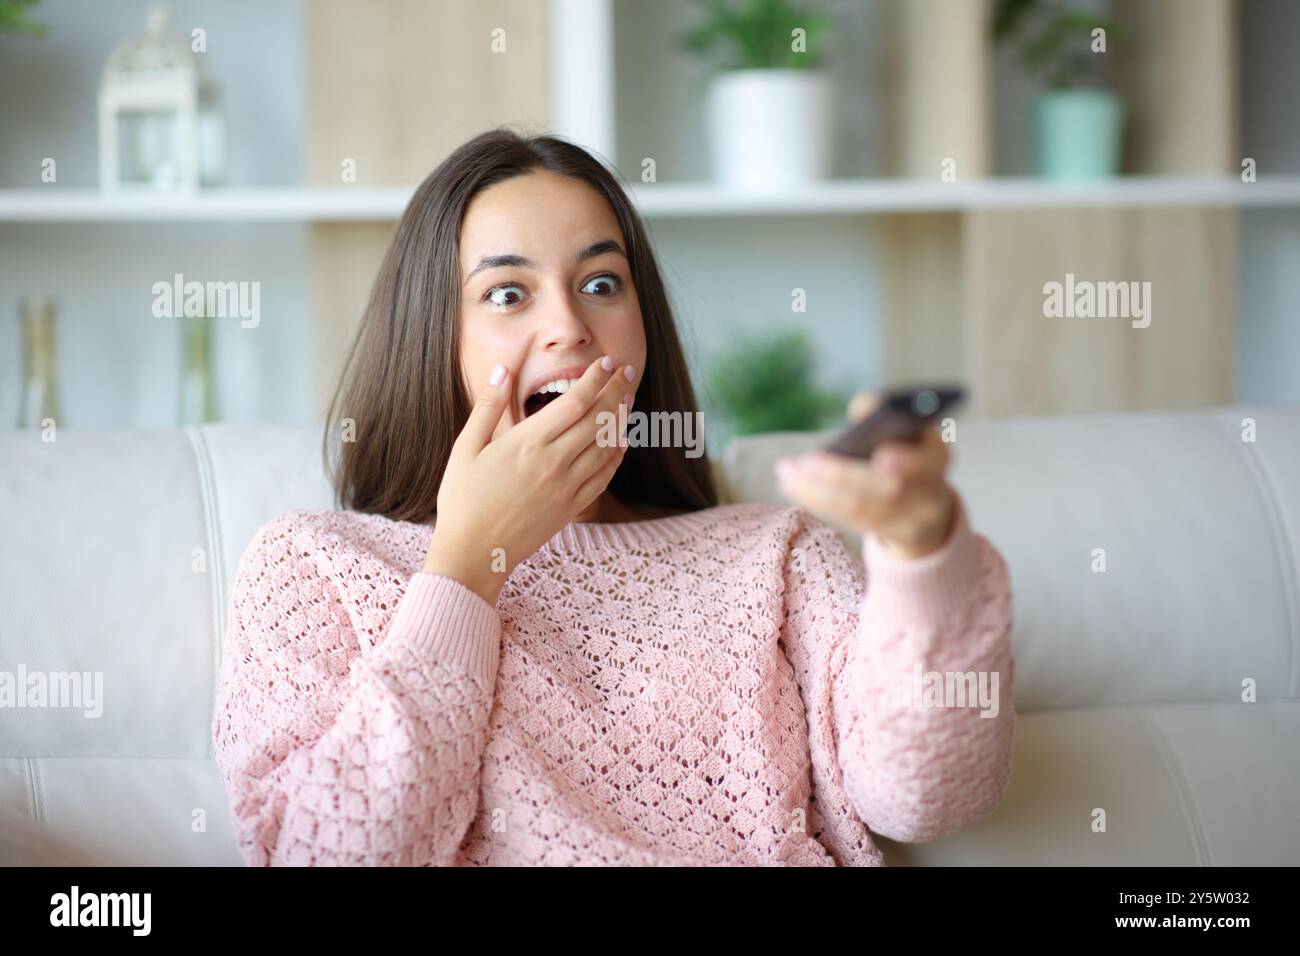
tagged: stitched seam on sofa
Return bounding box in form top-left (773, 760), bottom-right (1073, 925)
top-left (1133, 705), bottom-right (1212, 866)
top-left (34, 758), bottom-right (46, 822)
top-left (185, 425), bottom-right (226, 761)
top-left (24, 757), bottom-right (47, 823)
top-left (1012, 698), bottom-right (1300, 716)
top-left (22, 758), bottom-right (35, 820)
top-left (13, 755), bottom-right (232, 762)
top-left (1218, 409), bottom-right (1300, 699)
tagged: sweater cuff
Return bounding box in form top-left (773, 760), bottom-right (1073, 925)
top-left (379, 571), bottom-right (501, 682)
top-left (861, 490), bottom-right (980, 629)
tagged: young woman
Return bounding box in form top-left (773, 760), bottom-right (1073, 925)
top-left (212, 127), bottom-right (1015, 867)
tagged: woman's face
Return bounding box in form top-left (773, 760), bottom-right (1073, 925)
top-left (458, 169), bottom-right (646, 443)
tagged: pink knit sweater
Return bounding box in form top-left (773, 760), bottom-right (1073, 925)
top-left (211, 492), bottom-right (1015, 866)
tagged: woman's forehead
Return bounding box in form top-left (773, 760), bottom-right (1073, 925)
top-left (461, 174), bottom-right (618, 259)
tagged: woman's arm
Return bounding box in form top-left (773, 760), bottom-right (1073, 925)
top-left (779, 495), bottom-right (1016, 844)
top-left (211, 512), bottom-right (501, 866)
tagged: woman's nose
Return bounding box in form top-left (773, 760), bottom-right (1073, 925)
top-left (538, 296), bottom-right (593, 349)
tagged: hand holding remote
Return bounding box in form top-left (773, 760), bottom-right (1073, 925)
top-left (773, 389), bottom-right (959, 559)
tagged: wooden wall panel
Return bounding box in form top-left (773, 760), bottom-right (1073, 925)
top-left (964, 208), bottom-right (1236, 419)
top-left (1115, 0), bottom-right (1239, 175)
top-left (304, 0), bottom-right (551, 419)
top-left (883, 0), bottom-right (991, 179)
top-left (303, 0), bottom-right (550, 186)
top-left (879, 214), bottom-right (965, 389)
top-left (879, 0), bottom-right (988, 403)
top-left (308, 223), bottom-right (397, 418)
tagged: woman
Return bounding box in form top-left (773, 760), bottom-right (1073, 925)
top-left (211, 127), bottom-right (1015, 866)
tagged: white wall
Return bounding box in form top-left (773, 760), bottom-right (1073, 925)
top-left (0, 0), bottom-right (303, 188)
top-left (0, 222), bottom-right (314, 428)
top-left (1238, 0), bottom-right (1300, 405)
top-left (647, 214), bottom-right (883, 454)
top-left (0, 0), bottom-right (313, 429)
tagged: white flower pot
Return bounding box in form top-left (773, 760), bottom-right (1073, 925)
top-left (706, 69), bottom-right (833, 190)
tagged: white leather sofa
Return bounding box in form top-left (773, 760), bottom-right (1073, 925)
top-left (2, 405), bottom-right (1298, 866)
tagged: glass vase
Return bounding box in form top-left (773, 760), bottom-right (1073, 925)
top-left (179, 314), bottom-right (217, 424)
top-left (17, 296), bottom-right (61, 429)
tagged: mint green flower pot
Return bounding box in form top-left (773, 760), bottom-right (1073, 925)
top-left (1034, 89), bottom-right (1124, 180)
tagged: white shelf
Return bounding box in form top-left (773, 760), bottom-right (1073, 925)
top-left (3, 178), bottom-right (1300, 223)
top-left (0, 188), bottom-right (413, 222)
top-left (633, 177), bottom-right (1300, 215)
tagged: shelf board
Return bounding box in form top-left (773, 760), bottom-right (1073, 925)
top-left (0, 188), bottom-right (413, 223)
top-left (634, 177), bottom-right (1300, 215)
top-left (2, 177), bottom-right (1300, 223)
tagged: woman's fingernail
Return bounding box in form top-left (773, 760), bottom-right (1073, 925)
top-left (600, 355), bottom-right (615, 372)
top-left (623, 393), bottom-right (632, 409)
top-left (624, 365), bottom-right (636, 382)
top-left (489, 363), bottom-right (506, 387)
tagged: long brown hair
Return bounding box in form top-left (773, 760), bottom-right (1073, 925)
top-left (323, 125), bottom-right (719, 524)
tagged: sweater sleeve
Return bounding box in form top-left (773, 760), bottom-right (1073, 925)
top-left (779, 492), bottom-right (1016, 845)
top-left (211, 513), bottom-right (502, 866)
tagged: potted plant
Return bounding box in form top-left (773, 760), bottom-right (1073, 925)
top-left (994, 0), bottom-right (1127, 180)
top-left (678, 0), bottom-right (834, 190)
top-left (707, 326), bottom-right (847, 440)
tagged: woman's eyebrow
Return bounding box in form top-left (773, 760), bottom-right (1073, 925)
top-left (464, 239), bottom-right (627, 285)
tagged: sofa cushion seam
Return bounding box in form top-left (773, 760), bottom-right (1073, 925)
top-left (185, 425), bottom-right (226, 760)
top-left (1133, 705), bottom-right (1212, 866)
top-left (1219, 411), bottom-right (1300, 698)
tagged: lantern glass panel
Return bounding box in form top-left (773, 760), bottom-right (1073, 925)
top-left (115, 109), bottom-right (181, 188)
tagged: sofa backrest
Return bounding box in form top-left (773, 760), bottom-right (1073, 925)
top-left (1, 405), bottom-right (1297, 862)
top-left (723, 405), bottom-right (1300, 712)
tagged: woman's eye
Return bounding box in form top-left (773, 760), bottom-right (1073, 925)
top-left (583, 273), bottom-right (622, 296)
top-left (483, 274), bottom-right (620, 307)
top-left (483, 284), bottom-right (525, 308)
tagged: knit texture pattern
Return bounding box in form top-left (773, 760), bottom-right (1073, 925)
top-left (212, 494), bottom-right (1015, 866)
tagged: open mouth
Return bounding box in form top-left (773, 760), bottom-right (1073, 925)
top-left (523, 377), bottom-right (582, 418)
top-left (523, 392), bottom-right (561, 418)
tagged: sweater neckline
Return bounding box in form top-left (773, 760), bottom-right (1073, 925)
top-left (541, 501), bottom-right (759, 552)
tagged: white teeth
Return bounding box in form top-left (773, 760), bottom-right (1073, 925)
top-left (534, 377), bottom-right (581, 396)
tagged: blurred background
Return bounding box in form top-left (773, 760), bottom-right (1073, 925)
top-left (1, 0), bottom-right (1297, 453)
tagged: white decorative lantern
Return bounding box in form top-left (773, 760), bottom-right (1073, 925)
top-left (98, 3), bottom-right (223, 192)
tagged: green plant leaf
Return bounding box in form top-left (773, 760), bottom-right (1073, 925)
top-left (994, 0), bottom-right (1126, 89)
top-left (0, 0), bottom-right (47, 36)
top-left (678, 0), bottom-right (830, 73)
top-left (993, 0), bottom-right (1038, 41)
top-left (707, 326), bottom-right (847, 435)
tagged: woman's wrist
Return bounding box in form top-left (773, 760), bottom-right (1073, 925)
top-left (423, 537), bottom-right (505, 606)
top-left (875, 482), bottom-right (957, 560)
